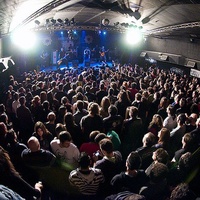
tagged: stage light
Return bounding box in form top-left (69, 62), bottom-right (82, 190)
top-left (57, 18), bottom-right (63, 23)
top-left (70, 18), bottom-right (75, 25)
top-left (34, 20), bottom-right (40, 25)
top-left (51, 19), bottom-right (56, 24)
top-left (73, 30), bottom-right (77, 34)
top-left (125, 28), bottom-right (143, 45)
top-left (11, 29), bottom-right (37, 50)
top-left (103, 31), bottom-right (106, 35)
top-left (61, 31), bottom-right (63, 35)
top-left (99, 30), bottom-right (101, 34)
top-left (102, 19), bottom-right (110, 26)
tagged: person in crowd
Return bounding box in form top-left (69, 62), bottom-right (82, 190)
top-left (69, 152), bottom-right (104, 199)
top-left (170, 183), bottom-right (197, 200)
top-left (5, 129), bottom-right (27, 174)
top-left (63, 112), bottom-right (83, 148)
top-left (50, 130), bottom-right (80, 169)
top-left (32, 121), bottom-right (53, 151)
top-left (16, 96), bottom-right (34, 143)
top-left (73, 100), bottom-right (88, 126)
top-left (139, 162), bottom-right (169, 200)
top-left (176, 97), bottom-right (187, 116)
top-left (186, 113), bottom-right (198, 133)
top-left (96, 83), bottom-right (108, 105)
top-left (153, 127), bottom-right (170, 151)
top-left (42, 100), bottom-right (52, 123)
top-left (54, 84), bottom-right (67, 104)
top-left (136, 132), bottom-right (157, 170)
top-left (190, 117), bottom-right (200, 148)
top-left (103, 105), bottom-right (123, 139)
top-left (21, 136), bottom-right (56, 167)
top-left (94, 138), bottom-right (123, 196)
top-left (80, 102), bottom-right (103, 142)
top-left (157, 96), bottom-right (168, 122)
top-left (31, 95), bottom-right (44, 123)
top-left (148, 114), bottom-right (163, 138)
top-left (163, 105), bottom-right (177, 132)
top-left (0, 122), bottom-right (8, 149)
top-left (121, 106), bottom-right (144, 158)
top-left (145, 148), bottom-right (170, 176)
top-left (172, 132), bottom-right (196, 162)
top-left (84, 85), bottom-right (96, 102)
top-left (111, 151), bottom-right (147, 194)
top-left (0, 146), bottom-right (43, 199)
top-left (115, 90), bottom-right (131, 120)
top-left (170, 113), bottom-right (187, 156)
top-left (45, 111), bottom-right (57, 137)
top-left (99, 96), bottom-right (110, 118)
top-left (80, 130), bottom-right (101, 164)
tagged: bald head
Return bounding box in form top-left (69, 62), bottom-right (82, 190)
top-left (27, 136), bottom-right (40, 152)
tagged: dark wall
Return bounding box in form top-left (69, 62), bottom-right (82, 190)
top-left (145, 36), bottom-right (200, 61)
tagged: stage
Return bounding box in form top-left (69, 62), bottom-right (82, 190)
top-left (39, 60), bottom-right (113, 73)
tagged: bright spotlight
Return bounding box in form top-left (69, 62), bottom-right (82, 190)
top-left (61, 31), bottom-right (63, 35)
top-left (103, 31), bottom-right (106, 35)
top-left (125, 28), bottom-right (143, 45)
top-left (11, 29), bottom-right (37, 50)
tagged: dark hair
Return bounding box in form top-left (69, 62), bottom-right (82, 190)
top-left (108, 105), bottom-right (118, 116)
top-left (94, 133), bottom-right (107, 144)
top-left (58, 131), bottom-right (72, 143)
top-left (99, 138), bottom-right (113, 154)
top-left (126, 151), bottom-right (142, 170)
top-left (170, 183), bottom-right (197, 200)
top-left (78, 152), bottom-right (91, 169)
top-left (149, 162), bottom-right (168, 183)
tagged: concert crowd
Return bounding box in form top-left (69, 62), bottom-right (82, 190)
top-left (0, 62), bottom-right (200, 200)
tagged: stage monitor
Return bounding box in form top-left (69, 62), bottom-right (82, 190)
top-left (185, 60), bottom-right (196, 68)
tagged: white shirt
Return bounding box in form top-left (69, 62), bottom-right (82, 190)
top-left (50, 139), bottom-right (80, 168)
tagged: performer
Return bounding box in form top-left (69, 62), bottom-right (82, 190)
top-left (99, 46), bottom-right (109, 64)
top-left (40, 50), bottom-right (49, 68)
top-left (57, 48), bottom-right (69, 68)
top-left (83, 47), bottom-right (91, 66)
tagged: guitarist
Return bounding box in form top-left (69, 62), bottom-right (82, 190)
top-left (99, 46), bottom-right (109, 64)
top-left (57, 48), bottom-right (68, 68)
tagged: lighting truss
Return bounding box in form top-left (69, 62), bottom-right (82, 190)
top-left (146, 21), bottom-right (200, 35)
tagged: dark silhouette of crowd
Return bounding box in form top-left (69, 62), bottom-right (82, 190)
top-left (0, 63), bottom-right (200, 200)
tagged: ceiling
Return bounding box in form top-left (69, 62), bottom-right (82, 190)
top-left (1, 0), bottom-right (200, 39)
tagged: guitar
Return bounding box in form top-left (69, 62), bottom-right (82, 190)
top-left (57, 54), bottom-right (69, 65)
top-left (99, 49), bottom-right (109, 57)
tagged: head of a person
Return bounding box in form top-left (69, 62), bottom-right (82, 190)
top-left (27, 136), bottom-right (40, 152)
top-left (152, 148), bottom-right (169, 165)
top-left (129, 106), bottom-right (139, 119)
top-left (78, 152), bottom-right (91, 169)
top-left (149, 162), bottom-right (168, 183)
top-left (94, 132), bottom-right (108, 144)
top-left (170, 183), bottom-right (197, 200)
top-left (126, 151), bottom-right (142, 170)
top-left (19, 96), bottom-right (26, 105)
top-left (108, 105), bottom-right (118, 116)
top-left (55, 123), bottom-right (66, 137)
top-left (89, 130), bottom-right (100, 142)
top-left (142, 132), bottom-right (156, 147)
top-left (177, 113), bottom-right (187, 125)
top-left (58, 131), bottom-right (72, 148)
top-left (34, 121), bottom-right (48, 136)
top-left (100, 97), bottom-right (110, 111)
top-left (151, 114), bottom-right (163, 127)
top-left (158, 128), bottom-right (170, 144)
top-left (89, 103), bottom-right (99, 116)
top-left (47, 112), bottom-right (56, 122)
top-left (99, 138), bottom-right (113, 154)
